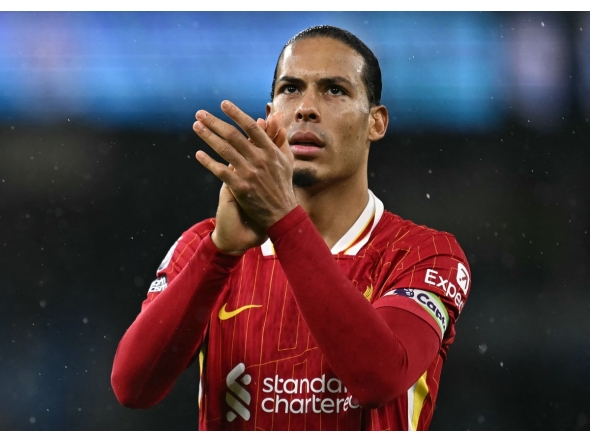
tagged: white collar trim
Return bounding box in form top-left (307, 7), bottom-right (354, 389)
top-left (260, 190), bottom-right (384, 257)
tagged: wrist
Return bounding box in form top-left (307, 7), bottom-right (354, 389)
top-left (263, 201), bottom-right (299, 230)
top-left (266, 205), bottom-right (308, 239)
top-left (210, 231), bottom-right (247, 256)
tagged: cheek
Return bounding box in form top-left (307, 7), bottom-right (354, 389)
top-left (272, 98), bottom-right (293, 119)
top-left (339, 115), bottom-right (367, 143)
top-left (338, 119), bottom-right (369, 162)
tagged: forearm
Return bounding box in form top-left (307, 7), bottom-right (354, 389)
top-left (111, 234), bottom-right (241, 408)
top-left (268, 207), bottom-right (439, 408)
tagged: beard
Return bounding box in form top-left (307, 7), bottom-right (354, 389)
top-left (292, 167), bottom-right (320, 188)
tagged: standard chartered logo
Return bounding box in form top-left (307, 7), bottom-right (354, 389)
top-left (261, 374), bottom-right (359, 414)
top-left (225, 364), bottom-right (360, 421)
top-left (225, 363), bottom-right (252, 422)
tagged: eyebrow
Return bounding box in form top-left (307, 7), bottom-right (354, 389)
top-left (276, 75), bottom-right (355, 89)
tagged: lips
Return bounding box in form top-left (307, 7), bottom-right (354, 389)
top-left (289, 131), bottom-right (325, 157)
top-left (289, 131), bottom-right (325, 147)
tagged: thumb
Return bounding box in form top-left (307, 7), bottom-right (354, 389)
top-left (274, 127), bottom-right (290, 155)
top-left (256, 118), bottom-right (267, 131)
top-left (267, 111), bottom-right (287, 139)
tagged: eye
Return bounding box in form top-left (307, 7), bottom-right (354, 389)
top-left (281, 85), bottom-right (299, 95)
top-left (327, 86), bottom-right (345, 96)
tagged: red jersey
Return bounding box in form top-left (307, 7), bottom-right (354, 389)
top-left (140, 191), bottom-right (471, 430)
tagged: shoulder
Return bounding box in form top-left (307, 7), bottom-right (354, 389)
top-left (156, 218), bottom-right (217, 274)
top-left (373, 210), bottom-right (466, 259)
top-left (168, 218), bottom-right (217, 253)
top-left (372, 211), bottom-right (472, 339)
top-left (181, 218), bottom-right (217, 240)
top-left (174, 217), bottom-right (217, 252)
top-left (375, 210), bottom-right (471, 314)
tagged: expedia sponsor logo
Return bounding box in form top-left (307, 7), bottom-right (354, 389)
top-left (148, 276), bottom-right (167, 293)
top-left (390, 288), bottom-right (448, 335)
top-left (424, 268), bottom-right (466, 312)
top-left (225, 363), bottom-right (252, 422)
top-left (261, 374), bottom-right (359, 415)
top-left (456, 263), bottom-right (470, 294)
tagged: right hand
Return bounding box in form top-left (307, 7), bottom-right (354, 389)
top-left (194, 102), bottom-right (296, 230)
top-left (211, 176), bottom-right (267, 256)
top-left (206, 113), bottom-right (287, 256)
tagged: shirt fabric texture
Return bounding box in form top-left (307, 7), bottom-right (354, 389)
top-left (111, 190), bottom-right (471, 431)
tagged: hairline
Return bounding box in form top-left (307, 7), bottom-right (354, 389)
top-left (271, 35), bottom-right (377, 107)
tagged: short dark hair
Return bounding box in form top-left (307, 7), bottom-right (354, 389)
top-left (270, 25), bottom-right (382, 107)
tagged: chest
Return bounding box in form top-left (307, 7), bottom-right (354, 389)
top-left (214, 253), bottom-right (380, 358)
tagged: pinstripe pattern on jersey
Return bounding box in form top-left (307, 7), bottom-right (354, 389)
top-left (147, 194), bottom-right (469, 430)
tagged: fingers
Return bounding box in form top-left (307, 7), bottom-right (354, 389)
top-left (194, 101), bottom-right (286, 173)
top-left (266, 111), bottom-right (289, 155)
top-left (193, 119), bottom-right (248, 169)
top-left (219, 100), bottom-right (272, 149)
top-left (256, 118), bottom-right (267, 131)
top-left (247, 119), bottom-right (267, 145)
top-left (275, 127), bottom-right (289, 154)
top-left (195, 150), bottom-right (239, 187)
top-left (265, 114), bottom-right (280, 141)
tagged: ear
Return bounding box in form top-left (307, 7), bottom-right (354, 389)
top-left (266, 102), bottom-right (273, 119)
top-left (368, 105), bottom-right (388, 142)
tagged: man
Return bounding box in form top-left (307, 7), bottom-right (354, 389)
top-left (111, 25), bottom-right (471, 431)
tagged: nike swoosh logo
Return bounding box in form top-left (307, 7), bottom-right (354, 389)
top-left (218, 303), bottom-right (262, 321)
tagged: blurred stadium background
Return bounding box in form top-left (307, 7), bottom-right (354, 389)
top-left (1, 11), bottom-right (589, 430)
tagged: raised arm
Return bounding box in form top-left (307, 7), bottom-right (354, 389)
top-left (192, 101), bottom-right (447, 408)
top-left (267, 208), bottom-right (442, 408)
top-left (112, 108), bottom-right (283, 408)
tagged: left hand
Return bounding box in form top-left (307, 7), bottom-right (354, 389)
top-left (193, 100), bottom-right (298, 229)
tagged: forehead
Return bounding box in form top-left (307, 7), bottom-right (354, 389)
top-left (276, 37), bottom-right (365, 84)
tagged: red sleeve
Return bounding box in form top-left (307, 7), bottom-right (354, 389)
top-left (374, 229), bottom-right (471, 351)
top-left (111, 222), bottom-right (241, 408)
top-left (267, 207), bottom-right (441, 408)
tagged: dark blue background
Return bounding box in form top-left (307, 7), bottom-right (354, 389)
top-left (1, 12), bottom-right (589, 430)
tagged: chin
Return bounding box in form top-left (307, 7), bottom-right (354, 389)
top-left (292, 168), bottom-right (320, 189)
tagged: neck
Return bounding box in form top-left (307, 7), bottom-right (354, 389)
top-left (295, 176), bottom-right (369, 250)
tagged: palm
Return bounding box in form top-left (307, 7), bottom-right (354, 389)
top-left (214, 183), bottom-right (267, 253)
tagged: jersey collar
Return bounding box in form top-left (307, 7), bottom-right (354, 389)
top-left (260, 190), bottom-right (384, 257)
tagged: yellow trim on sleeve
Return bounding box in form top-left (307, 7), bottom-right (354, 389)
top-left (198, 347), bottom-right (205, 409)
top-left (412, 371), bottom-right (429, 431)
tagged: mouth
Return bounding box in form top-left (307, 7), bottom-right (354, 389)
top-left (289, 132), bottom-right (325, 158)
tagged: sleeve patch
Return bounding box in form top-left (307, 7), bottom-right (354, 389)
top-left (148, 276), bottom-right (168, 293)
top-left (383, 288), bottom-right (449, 336)
top-left (424, 266), bottom-right (468, 313)
top-left (157, 237), bottom-right (181, 273)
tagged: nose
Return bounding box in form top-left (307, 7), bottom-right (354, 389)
top-left (295, 91), bottom-right (321, 122)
